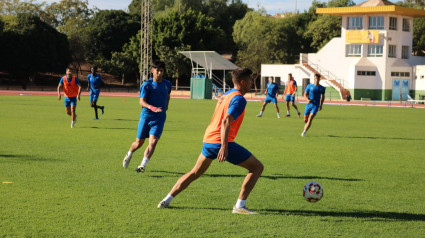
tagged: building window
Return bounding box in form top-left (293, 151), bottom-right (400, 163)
top-left (357, 71), bottom-right (376, 76)
top-left (402, 46), bottom-right (409, 59)
top-left (403, 18), bottom-right (410, 32)
top-left (348, 17), bottom-right (363, 30)
top-left (391, 72), bottom-right (410, 77)
top-left (346, 44), bottom-right (362, 57)
top-left (388, 45), bottom-right (397, 58)
top-left (368, 45), bottom-right (383, 57)
top-left (369, 16), bottom-right (384, 29)
top-left (389, 17), bottom-right (397, 30)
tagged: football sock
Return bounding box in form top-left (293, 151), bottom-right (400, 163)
top-left (297, 109), bottom-right (300, 113)
top-left (259, 111), bottom-right (263, 116)
top-left (127, 150), bottom-right (133, 156)
top-left (141, 157), bottom-right (149, 166)
top-left (163, 194), bottom-right (174, 204)
top-left (277, 113), bottom-right (280, 117)
top-left (235, 199), bottom-right (246, 208)
top-left (71, 121), bottom-right (75, 126)
top-left (287, 110), bottom-right (290, 115)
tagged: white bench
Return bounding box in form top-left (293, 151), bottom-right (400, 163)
top-left (407, 95), bottom-right (425, 104)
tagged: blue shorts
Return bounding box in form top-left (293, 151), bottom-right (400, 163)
top-left (285, 94), bottom-right (295, 102)
top-left (136, 116), bottom-right (166, 139)
top-left (64, 97), bottom-right (77, 107)
top-left (304, 103), bottom-right (319, 116)
top-left (90, 92), bottom-right (100, 102)
top-left (265, 96), bottom-right (277, 104)
top-left (202, 142), bottom-right (252, 165)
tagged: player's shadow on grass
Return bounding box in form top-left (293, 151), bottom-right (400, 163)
top-left (327, 135), bottom-right (425, 141)
top-left (0, 154), bottom-right (60, 163)
top-left (261, 209), bottom-right (425, 221)
top-left (85, 126), bottom-right (134, 130)
top-left (150, 170), bottom-right (363, 181)
top-left (111, 119), bottom-right (139, 122)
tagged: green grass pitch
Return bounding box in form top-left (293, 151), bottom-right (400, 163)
top-left (1, 95), bottom-right (425, 237)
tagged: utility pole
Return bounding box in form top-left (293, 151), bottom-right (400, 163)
top-left (140, 0), bottom-right (153, 87)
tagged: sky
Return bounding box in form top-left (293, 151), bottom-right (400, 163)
top-left (35, 0), bottom-right (366, 15)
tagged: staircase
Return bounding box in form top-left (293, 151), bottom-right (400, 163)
top-left (301, 54), bottom-right (351, 100)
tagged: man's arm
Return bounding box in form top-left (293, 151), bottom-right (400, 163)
top-left (264, 89), bottom-right (268, 95)
top-left (304, 91), bottom-right (311, 104)
top-left (77, 84), bottom-right (82, 101)
top-left (320, 93), bottom-right (325, 111)
top-left (87, 76), bottom-right (90, 91)
top-left (293, 85), bottom-right (298, 96)
top-left (57, 84), bottom-right (62, 100)
top-left (166, 94), bottom-right (170, 111)
top-left (217, 113), bottom-right (233, 163)
top-left (139, 97), bottom-right (162, 113)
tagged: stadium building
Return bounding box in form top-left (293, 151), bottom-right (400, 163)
top-left (261, 0), bottom-right (425, 101)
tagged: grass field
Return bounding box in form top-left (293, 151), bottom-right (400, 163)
top-left (1, 95), bottom-right (425, 237)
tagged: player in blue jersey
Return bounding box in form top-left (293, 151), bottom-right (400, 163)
top-left (87, 66), bottom-right (105, 120)
top-left (256, 77), bottom-right (280, 118)
top-left (122, 60), bottom-right (172, 173)
top-left (302, 74), bottom-right (326, 137)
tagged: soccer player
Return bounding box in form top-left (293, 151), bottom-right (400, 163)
top-left (284, 73), bottom-right (300, 117)
top-left (256, 77), bottom-right (280, 118)
top-left (122, 60), bottom-right (172, 173)
top-left (157, 68), bottom-right (264, 215)
top-left (87, 66), bottom-right (105, 120)
top-left (57, 68), bottom-right (82, 128)
top-left (302, 73), bottom-right (326, 137)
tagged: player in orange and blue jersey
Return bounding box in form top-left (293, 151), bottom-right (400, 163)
top-left (122, 60), bottom-right (172, 173)
top-left (158, 68), bottom-right (264, 215)
top-left (57, 68), bottom-right (82, 128)
top-left (256, 77), bottom-right (280, 118)
top-left (284, 73), bottom-right (301, 117)
top-left (87, 66), bottom-right (105, 120)
top-left (302, 73), bottom-right (326, 137)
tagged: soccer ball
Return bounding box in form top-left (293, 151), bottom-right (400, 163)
top-left (303, 182), bottom-right (323, 202)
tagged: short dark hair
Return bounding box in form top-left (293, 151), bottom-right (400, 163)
top-left (232, 68), bottom-right (252, 84)
top-left (288, 73), bottom-right (292, 76)
top-left (91, 66), bottom-right (98, 70)
top-left (151, 60), bottom-right (166, 71)
top-left (314, 73), bottom-right (321, 79)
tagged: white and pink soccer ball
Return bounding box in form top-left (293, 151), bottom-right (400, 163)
top-left (303, 182), bottom-right (323, 202)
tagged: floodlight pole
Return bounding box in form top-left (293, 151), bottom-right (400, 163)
top-left (140, 0), bottom-right (153, 87)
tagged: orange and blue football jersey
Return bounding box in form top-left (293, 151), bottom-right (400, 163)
top-left (284, 80), bottom-right (297, 95)
top-left (203, 89), bottom-right (246, 143)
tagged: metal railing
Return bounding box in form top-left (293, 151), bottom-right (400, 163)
top-left (301, 54), bottom-right (348, 89)
top-left (211, 73), bottom-right (231, 92)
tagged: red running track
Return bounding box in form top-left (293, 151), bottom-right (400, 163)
top-left (1, 90), bottom-right (424, 108)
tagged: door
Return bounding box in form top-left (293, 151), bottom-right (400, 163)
top-left (392, 79), bottom-right (400, 100)
top-left (401, 80), bottom-right (409, 101)
top-left (302, 78), bottom-right (310, 93)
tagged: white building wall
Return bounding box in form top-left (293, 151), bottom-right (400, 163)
top-left (414, 65), bottom-right (425, 93)
top-left (261, 64), bottom-right (310, 86)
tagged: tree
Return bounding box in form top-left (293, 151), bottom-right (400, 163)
top-left (304, 0), bottom-right (355, 51)
top-left (0, 0), bottom-right (45, 16)
top-left (86, 10), bottom-right (140, 60)
top-left (96, 51), bottom-right (138, 85)
top-left (0, 13), bottom-right (71, 82)
top-left (233, 12), bottom-right (301, 91)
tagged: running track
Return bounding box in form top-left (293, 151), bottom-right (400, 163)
top-left (1, 90), bottom-right (424, 108)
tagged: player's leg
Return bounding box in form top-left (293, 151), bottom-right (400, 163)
top-left (123, 117), bottom-right (149, 168)
top-left (291, 101), bottom-right (300, 117)
top-left (65, 106), bottom-right (71, 116)
top-left (70, 104), bottom-right (77, 128)
top-left (136, 134), bottom-right (160, 173)
top-left (273, 102), bottom-right (280, 118)
top-left (91, 100), bottom-right (99, 119)
top-left (285, 95), bottom-right (290, 116)
top-left (236, 155), bottom-right (264, 201)
top-left (158, 154), bottom-right (212, 208)
top-left (136, 118), bottom-right (165, 172)
top-left (257, 102), bottom-right (268, 117)
top-left (302, 113), bottom-right (315, 136)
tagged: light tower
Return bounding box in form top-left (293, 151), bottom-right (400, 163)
top-left (140, 0), bottom-right (153, 86)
